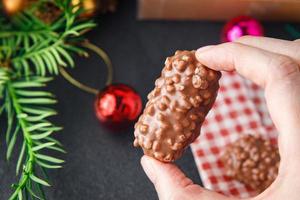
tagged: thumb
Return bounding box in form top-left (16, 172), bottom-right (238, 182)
top-left (141, 156), bottom-right (236, 200)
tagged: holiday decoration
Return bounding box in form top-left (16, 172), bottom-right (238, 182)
top-left (95, 84), bottom-right (142, 127)
top-left (221, 16), bottom-right (264, 42)
top-left (0, 1), bottom-right (97, 199)
top-left (2, 0), bottom-right (27, 14)
top-left (0, 0), bottom-right (127, 197)
top-left (59, 42), bottom-right (142, 129)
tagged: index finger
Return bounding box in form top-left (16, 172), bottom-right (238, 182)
top-left (236, 36), bottom-right (300, 64)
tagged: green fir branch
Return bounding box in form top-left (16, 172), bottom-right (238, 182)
top-left (5, 77), bottom-right (64, 200)
top-left (0, 1), bottom-right (96, 76)
top-left (0, 0), bottom-right (97, 199)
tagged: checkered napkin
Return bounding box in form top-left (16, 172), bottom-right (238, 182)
top-left (190, 71), bottom-right (278, 198)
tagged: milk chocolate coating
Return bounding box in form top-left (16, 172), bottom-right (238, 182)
top-left (221, 135), bottom-right (280, 192)
top-left (134, 50), bottom-right (221, 162)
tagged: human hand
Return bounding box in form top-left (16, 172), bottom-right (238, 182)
top-left (141, 36), bottom-right (300, 200)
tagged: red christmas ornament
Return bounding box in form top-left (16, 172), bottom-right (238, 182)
top-left (59, 42), bottom-right (142, 130)
top-left (95, 84), bottom-right (142, 128)
top-left (221, 16), bottom-right (264, 42)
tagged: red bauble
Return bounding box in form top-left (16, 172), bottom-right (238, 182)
top-left (221, 16), bottom-right (264, 42)
top-left (95, 84), bottom-right (142, 128)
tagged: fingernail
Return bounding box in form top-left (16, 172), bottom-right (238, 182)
top-left (141, 156), bottom-right (156, 183)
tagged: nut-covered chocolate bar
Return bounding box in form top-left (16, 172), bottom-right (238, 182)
top-left (221, 135), bottom-right (280, 192)
top-left (134, 50), bottom-right (221, 162)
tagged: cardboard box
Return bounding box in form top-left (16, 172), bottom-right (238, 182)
top-left (138, 0), bottom-right (300, 21)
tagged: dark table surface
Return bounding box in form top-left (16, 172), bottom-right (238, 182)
top-left (0, 0), bottom-right (297, 199)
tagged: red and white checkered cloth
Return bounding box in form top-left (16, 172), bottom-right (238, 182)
top-left (190, 71), bottom-right (278, 198)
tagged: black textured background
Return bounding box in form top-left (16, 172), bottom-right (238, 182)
top-left (0, 0), bottom-right (297, 199)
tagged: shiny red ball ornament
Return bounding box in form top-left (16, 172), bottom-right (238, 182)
top-left (221, 16), bottom-right (264, 42)
top-left (95, 84), bottom-right (142, 128)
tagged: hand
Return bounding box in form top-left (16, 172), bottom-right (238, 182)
top-left (141, 36), bottom-right (300, 200)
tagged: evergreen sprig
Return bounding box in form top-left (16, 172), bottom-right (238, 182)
top-left (0, 1), bottom-right (95, 76)
top-left (0, 0), bottom-right (96, 199)
top-left (5, 76), bottom-right (64, 200)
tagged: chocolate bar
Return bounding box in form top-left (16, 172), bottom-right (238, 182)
top-left (134, 50), bottom-right (221, 162)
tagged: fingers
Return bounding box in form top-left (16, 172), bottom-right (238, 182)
top-left (196, 43), bottom-right (300, 167)
top-left (235, 36), bottom-right (300, 64)
top-left (196, 42), bottom-right (300, 87)
top-left (141, 156), bottom-right (233, 200)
